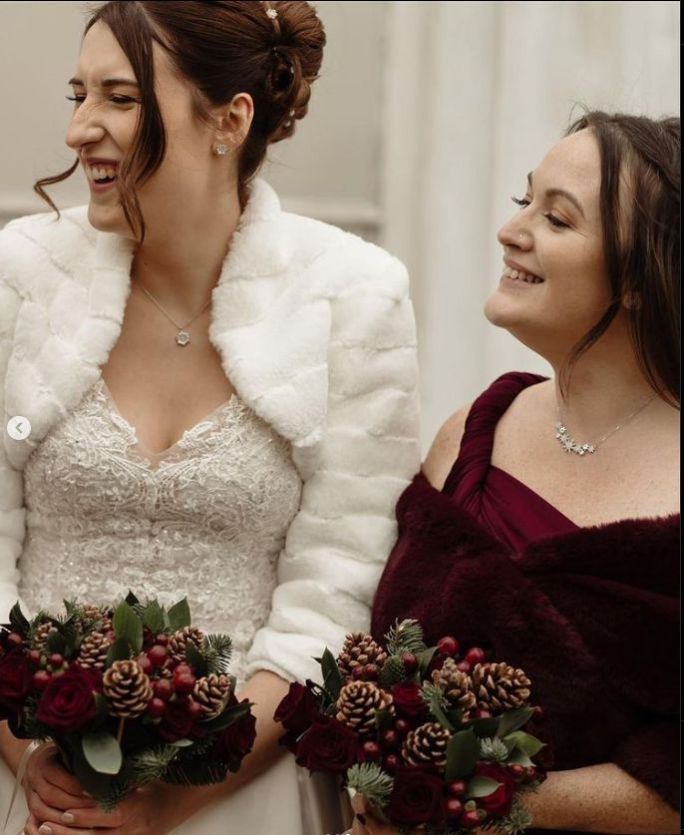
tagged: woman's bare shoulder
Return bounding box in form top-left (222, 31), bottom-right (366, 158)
top-left (422, 403), bottom-right (473, 491)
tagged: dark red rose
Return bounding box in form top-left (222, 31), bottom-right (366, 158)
top-left (35, 665), bottom-right (99, 733)
top-left (274, 682), bottom-right (320, 735)
top-left (157, 699), bottom-right (196, 742)
top-left (473, 762), bottom-right (516, 817)
top-left (391, 682), bottom-right (426, 719)
top-left (0, 651), bottom-right (33, 718)
top-left (295, 718), bottom-right (359, 774)
top-left (386, 766), bottom-right (445, 826)
top-left (216, 701), bottom-right (257, 768)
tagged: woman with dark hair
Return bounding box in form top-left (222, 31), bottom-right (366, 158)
top-left (0, 2), bottom-right (420, 833)
top-left (351, 112), bottom-right (680, 834)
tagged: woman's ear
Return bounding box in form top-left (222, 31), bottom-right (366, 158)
top-left (622, 290), bottom-right (642, 310)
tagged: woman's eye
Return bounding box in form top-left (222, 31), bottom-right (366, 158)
top-left (544, 213), bottom-right (569, 229)
top-left (511, 196), bottom-right (530, 207)
top-left (65, 95), bottom-right (137, 105)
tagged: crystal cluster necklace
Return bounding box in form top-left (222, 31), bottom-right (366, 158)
top-left (137, 282), bottom-right (212, 347)
top-left (555, 393), bottom-right (657, 456)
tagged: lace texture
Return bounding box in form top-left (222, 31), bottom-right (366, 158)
top-left (19, 378), bottom-right (303, 682)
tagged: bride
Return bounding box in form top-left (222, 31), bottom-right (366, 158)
top-left (0, 2), bottom-right (420, 833)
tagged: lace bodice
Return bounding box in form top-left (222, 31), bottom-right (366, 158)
top-left (18, 378), bottom-right (303, 681)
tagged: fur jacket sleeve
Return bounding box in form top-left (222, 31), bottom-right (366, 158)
top-left (0, 178), bottom-right (421, 685)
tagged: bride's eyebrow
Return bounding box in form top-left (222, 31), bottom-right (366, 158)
top-left (68, 77), bottom-right (140, 89)
top-left (527, 171), bottom-right (585, 219)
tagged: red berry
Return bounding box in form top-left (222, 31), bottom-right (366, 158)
top-left (155, 634), bottom-right (170, 646)
top-left (33, 670), bottom-right (52, 690)
top-left (28, 649), bottom-right (42, 665)
top-left (363, 663), bottom-right (379, 680)
top-left (49, 653), bottom-right (64, 668)
top-left (362, 741), bottom-right (381, 760)
top-left (381, 729), bottom-right (398, 748)
top-left (445, 798), bottom-right (464, 820)
top-left (465, 647), bottom-right (486, 665)
top-left (533, 705), bottom-right (545, 719)
top-left (173, 671), bottom-right (197, 696)
top-left (475, 709), bottom-right (492, 720)
top-left (7, 632), bottom-right (24, 648)
top-left (174, 663), bottom-right (193, 677)
top-left (394, 719), bottom-right (410, 736)
top-left (147, 697), bottom-right (167, 717)
top-left (456, 660), bottom-right (472, 673)
top-left (524, 766), bottom-right (537, 781)
top-left (509, 764), bottom-right (525, 778)
top-left (461, 810), bottom-right (482, 829)
top-left (383, 753), bottom-right (399, 772)
top-left (436, 636), bottom-right (460, 657)
top-left (447, 779), bottom-right (467, 797)
top-left (401, 652), bottom-right (418, 674)
top-left (187, 699), bottom-right (204, 720)
top-left (351, 665), bottom-right (365, 680)
top-left (153, 678), bottom-right (174, 701)
top-left (147, 645), bottom-right (168, 668)
top-left (105, 629), bottom-right (116, 642)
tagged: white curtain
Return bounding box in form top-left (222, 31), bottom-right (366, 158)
top-left (380, 1), bottom-right (680, 451)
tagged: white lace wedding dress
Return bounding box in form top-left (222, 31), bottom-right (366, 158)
top-left (0, 377), bottom-right (347, 834)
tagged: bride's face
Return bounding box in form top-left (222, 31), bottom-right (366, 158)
top-left (64, 20), bottom-right (245, 241)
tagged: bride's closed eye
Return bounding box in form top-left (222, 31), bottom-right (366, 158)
top-left (511, 195), bottom-right (569, 229)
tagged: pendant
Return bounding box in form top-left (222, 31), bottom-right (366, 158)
top-left (176, 331), bottom-right (190, 347)
top-left (555, 423), bottom-right (595, 456)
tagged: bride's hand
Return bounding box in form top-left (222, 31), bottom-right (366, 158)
top-left (349, 793), bottom-right (400, 834)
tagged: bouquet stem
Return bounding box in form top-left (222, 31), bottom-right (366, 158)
top-left (116, 718), bottom-right (126, 745)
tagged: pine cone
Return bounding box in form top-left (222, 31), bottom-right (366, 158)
top-left (336, 681), bottom-right (394, 735)
top-left (103, 660), bottom-right (153, 718)
top-left (402, 721), bottom-right (451, 769)
top-left (78, 631), bottom-right (112, 669)
top-left (193, 674), bottom-right (233, 719)
top-left (337, 633), bottom-right (388, 681)
top-left (32, 622), bottom-right (58, 653)
top-left (431, 657), bottom-right (477, 720)
top-left (168, 626), bottom-right (205, 665)
top-left (471, 662), bottom-right (531, 712)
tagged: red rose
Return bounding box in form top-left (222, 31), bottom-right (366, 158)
top-left (157, 700), bottom-right (196, 742)
top-left (474, 762), bottom-right (516, 817)
top-left (391, 682), bottom-right (426, 719)
top-left (295, 718), bottom-right (359, 774)
top-left (216, 701), bottom-right (257, 769)
top-left (35, 665), bottom-right (99, 733)
top-left (0, 651), bottom-right (33, 718)
top-left (386, 766), bottom-right (445, 826)
top-left (274, 682), bottom-right (320, 735)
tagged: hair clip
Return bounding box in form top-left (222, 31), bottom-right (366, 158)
top-left (266, 7), bottom-right (278, 19)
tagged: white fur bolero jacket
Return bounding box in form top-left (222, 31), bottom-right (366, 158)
top-left (0, 178), bottom-right (421, 684)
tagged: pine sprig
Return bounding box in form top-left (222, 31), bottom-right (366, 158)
top-left (128, 745), bottom-right (179, 784)
top-left (203, 633), bottom-right (233, 674)
top-left (346, 762), bottom-right (394, 809)
top-left (385, 619), bottom-right (426, 655)
top-left (480, 736), bottom-right (510, 763)
top-left (378, 655), bottom-right (406, 688)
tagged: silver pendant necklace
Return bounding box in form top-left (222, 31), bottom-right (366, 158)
top-left (137, 282), bottom-right (212, 347)
top-left (555, 393), bottom-right (657, 457)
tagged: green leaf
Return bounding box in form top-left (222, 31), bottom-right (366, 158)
top-left (93, 694), bottom-right (110, 728)
top-left (320, 647), bottom-right (343, 701)
top-left (415, 646), bottom-right (437, 676)
top-left (468, 716), bottom-right (501, 739)
top-left (185, 640), bottom-right (208, 677)
top-left (142, 600), bottom-right (165, 634)
top-left (375, 709), bottom-right (395, 732)
top-left (45, 630), bottom-right (67, 655)
top-left (124, 591), bottom-right (140, 607)
top-left (202, 699), bottom-right (253, 733)
top-left (467, 776), bottom-right (502, 798)
top-left (168, 598), bottom-right (191, 630)
top-left (445, 727), bottom-right (479, 780)
top-left (112, 603), bottom-right (143, 654)
top-left (503, 731), bottom-right (545, 758)
top-left (506, 748), bottom-right (534, 767)
top-left (105, 637), bottom-right (133, 668)
top-left (169, 738), bottom-right (194, 748)
top-left (9, 602), bottom-right (30, 635)
top-left (82, 733), bottom-right (123, 775)
top-left (497, 707), bottom-right (535, 738)
top-left (422, 683), bottom-right (455, 732)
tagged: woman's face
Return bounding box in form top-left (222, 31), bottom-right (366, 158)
top-left (64, 21), bottom-right (246, 242)
top-left (484, 130), bottom-right (614, 361)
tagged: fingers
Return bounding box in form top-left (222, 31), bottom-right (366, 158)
top-left (23, 812), bottom-right (42, 835)
top-left (24, 747), bottom-right (93, 811)
top-left (34, 823), bottom-right (98, 835)
top-left (43, 803), bottom-right (124, 829)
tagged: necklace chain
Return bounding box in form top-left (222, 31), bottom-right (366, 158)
top-left (137, 282), bottom-right (212, 347)
top-left (555, 393), bottom-right (657, 457)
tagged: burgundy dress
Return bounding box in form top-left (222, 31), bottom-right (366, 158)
top-left (372, 372), bottom-right (680, 830)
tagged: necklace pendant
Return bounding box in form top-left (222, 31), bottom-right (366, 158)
top-left (176, 331), bottom-right (191, 347)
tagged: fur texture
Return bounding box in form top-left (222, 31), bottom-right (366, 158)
top-left (0, 178), bottom-right (421, 684)
top-left (372, 473), bottom-right (680, 814)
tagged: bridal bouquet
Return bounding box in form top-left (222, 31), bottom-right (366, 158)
top-left (0, 594), bottom-right (255, 809)
top-left (275, 620), bottom-right (548, 834)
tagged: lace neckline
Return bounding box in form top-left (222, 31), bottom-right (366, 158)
top-left (96, 377), bottom-right (239, 459)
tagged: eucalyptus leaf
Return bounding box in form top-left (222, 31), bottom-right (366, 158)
top-left (321, 647), bottom-right (343, 701)
top-left (467, 776), bottom-right (502, 798)
top-left (142, 600), bottom-right (165, 634)
top-left (112, 603), bottom-right (143, 653)
top-left (82, 733), bottom-right (123, 775)
top-left (445, 727), bottom-right (479, 780)
top-left (497, 707), bottom-right (535, 738)
top-left (503, 731), bottom-right (545, 758)
top-left (415, 646), bottom-right (437, 675)
top-left (168, 598), bottom-right (191, 630)
top-left (506, 748), bottom-right (534, 767)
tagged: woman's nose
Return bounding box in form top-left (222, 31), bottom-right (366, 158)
top-left (497, 216), bottom-right (532, 250)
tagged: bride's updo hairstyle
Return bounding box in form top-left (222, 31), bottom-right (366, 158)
top-left (34, 1), bottom-right (326, 244)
